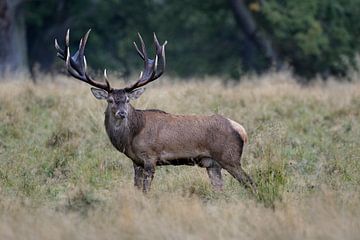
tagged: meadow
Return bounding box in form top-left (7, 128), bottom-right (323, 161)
top-left (0, 72), bottom-right (359, 239)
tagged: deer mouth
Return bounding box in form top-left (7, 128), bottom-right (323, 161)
top-left (115, 115), bottom-right (126, 120)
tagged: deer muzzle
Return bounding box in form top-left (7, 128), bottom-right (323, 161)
top-left (115, 110), bottom-right (127, 119)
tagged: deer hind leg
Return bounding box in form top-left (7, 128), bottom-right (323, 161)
top-left (225, 164), bottom-right (257, 195)
top-left (133, 163), bottom-right (144, 189)
top-left (199, 158), bottom-right (224, 191)
top-left (217, 150), bottom-right (257, 195)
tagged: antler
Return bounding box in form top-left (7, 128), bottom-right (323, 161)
top-left (55, 29), bottom-right (112, 92)
top-left (125, 33), bottom-right (167, 91)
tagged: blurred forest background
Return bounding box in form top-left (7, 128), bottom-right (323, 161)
top-left (1, 0), bottom-right (360, 81)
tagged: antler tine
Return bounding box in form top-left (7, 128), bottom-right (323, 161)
top-left (54, 38), bottom-right (65, 60)
top-left (103, 69), bottom-right (111, 90)
top-left (133, 33), bottom-right (150, 61)
top-left (153, 33), bottom-right (167, 79)
top-left (138, 33), bottom-right (148, 61)
top-left (133, 42), bottom-right (144, 60)
top-left (79, 29), bottom-right (91, 58)
top-left (133, 35), bottom-right (145, 60)
top-left (54, 29), bottom-right (71, 61)
top-left (126, 33), bottom-right (167, 91)
top-left (55, 29), bottom-right (112, 92)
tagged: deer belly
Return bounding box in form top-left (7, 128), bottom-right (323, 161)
top-left (158, 149), bottom-right (210, 165)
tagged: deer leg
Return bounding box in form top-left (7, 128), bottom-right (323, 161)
top-left (142, 161), bottom-right (156, 193)
top-left (224, 165), bottom-right (257, 195)
top-left (199, 158), bottom-right (224, 191)
top-left (133, 163), bottom-right (144, 189)
top-left (216, 146), bottom-right (257, 195)
top-left (206, 165), bottom-right (223, 191)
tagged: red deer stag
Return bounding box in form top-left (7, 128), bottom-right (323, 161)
top-left (55, 29), bottom-right (256, 194)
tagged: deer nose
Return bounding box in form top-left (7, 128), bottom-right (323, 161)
top-left (115, 110), bottom-right (127, 119)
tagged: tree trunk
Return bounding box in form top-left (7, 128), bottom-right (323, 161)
top-left (0, 0), bottom-right (28, 77)
top-left (228, 0), bottom-right (280, 70)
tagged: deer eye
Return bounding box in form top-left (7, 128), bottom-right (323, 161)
top-left (126, 97), bottom-right (130, 103)
top-left (107, 98), bottom-right (114, 103)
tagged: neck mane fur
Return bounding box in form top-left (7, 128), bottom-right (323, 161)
top-left (104, 104), bottom-right (143, 154)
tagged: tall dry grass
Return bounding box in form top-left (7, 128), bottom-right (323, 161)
top-left (0, 72), bottom-right (359, 239)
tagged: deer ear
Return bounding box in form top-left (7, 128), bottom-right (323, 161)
top-left (128, 88), bottom-right (145, 100)
top-left (91, 88), bottom-right (108, 100)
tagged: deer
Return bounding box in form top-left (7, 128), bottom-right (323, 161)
top-left (55, 29), bottom-right (257, 194)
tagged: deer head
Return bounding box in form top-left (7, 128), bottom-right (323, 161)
top-left (55, 29), bottom-right (167, 120)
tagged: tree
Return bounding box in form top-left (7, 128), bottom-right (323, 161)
top-left (228, 0), bottom-right (280, 70)
top-left (2, 0), bottom-right (359, 80)
top-left (257, 0), bottom-right (360, 78)
top-left (0, 0), bottom-right (28, 77)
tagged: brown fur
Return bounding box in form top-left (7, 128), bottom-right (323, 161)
top-left (104, 101), bottom-right (256, 194)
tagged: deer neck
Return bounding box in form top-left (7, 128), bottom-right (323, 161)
top-left (104, 104), bottom-right (143, 154)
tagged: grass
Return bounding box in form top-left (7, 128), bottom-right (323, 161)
top-left (0, 72), bottom-right (360, 239)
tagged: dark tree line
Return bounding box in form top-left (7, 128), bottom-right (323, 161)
top-left (0, 0), bottom-right (359, 80)
top-left (0, 0), bottom-right (27, 75)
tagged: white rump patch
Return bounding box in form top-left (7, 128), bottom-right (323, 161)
top-left (227, 118), bottom-right (248, 144)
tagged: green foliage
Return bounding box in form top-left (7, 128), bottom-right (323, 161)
top-left (23, 0), bottom-right (360, 79)
top-left (151, 0), bottom-right (243, 78)
top-left (25, 0), bottom-right (243, 79)
top-left (259, 0), bottom-right (360, 78)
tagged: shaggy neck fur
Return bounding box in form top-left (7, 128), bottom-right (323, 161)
top-left (104, 104), bottom-right (144, 154)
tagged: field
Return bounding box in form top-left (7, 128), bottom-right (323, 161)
top-left (0, 73), bottom-right (359, 239)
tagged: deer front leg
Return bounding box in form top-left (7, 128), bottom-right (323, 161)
top-left (143, 161), bottom-right (156, 193)
top-left (133, 163), bottom-right (144, 189)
